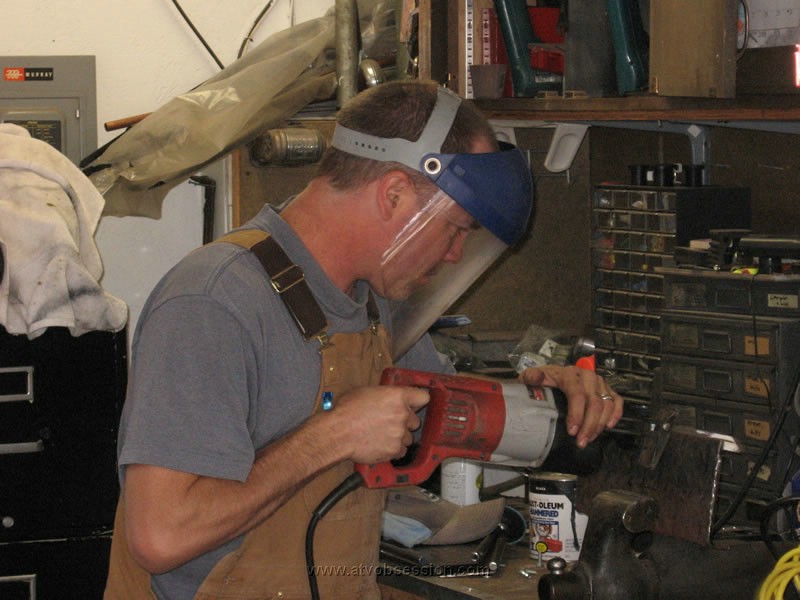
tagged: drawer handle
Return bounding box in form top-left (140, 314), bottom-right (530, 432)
top-left (0, 573), bottom-right (37, 594)
top-left (702, 369), bottom-right (733, 393)
top-left (0, 366), bottom-right (33, 403)
top-left (701, 330), bottom-right (732, 354)
top-left (0, 440), bottom-right (44, 455)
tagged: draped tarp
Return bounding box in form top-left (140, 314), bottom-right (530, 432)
top-left (85, 0), bottom-right (400, 219)
top-left (86, 15), bottom-right (337, 218)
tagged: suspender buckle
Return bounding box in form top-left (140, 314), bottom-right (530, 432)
top-left (270, 264), bottom-right (305, 294)
top-left (315, 331), bottom-right (330, 349)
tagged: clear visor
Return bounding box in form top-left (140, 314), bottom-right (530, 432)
top-left (381, 188), bottom-right (468, 267)
top-left (384, 189), bottom-right (508, 360)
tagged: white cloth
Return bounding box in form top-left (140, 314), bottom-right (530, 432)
top-left (0, 123), bottom-right (127, 338)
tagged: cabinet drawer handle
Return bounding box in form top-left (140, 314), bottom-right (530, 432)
top-left (0, 573), bottom-right (37, 595)
top-left (0, 366), bottom-right (33, 403)
top-left (702, 369), bottom-right (733, 393)
top-left (0, 440), bottom-right (44, 455)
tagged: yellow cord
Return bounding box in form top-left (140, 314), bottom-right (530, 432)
top-left (759, 546), bottom-right (800, 599)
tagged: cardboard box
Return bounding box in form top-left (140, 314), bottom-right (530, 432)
top-left (649, 0), bottom-right (738, 98)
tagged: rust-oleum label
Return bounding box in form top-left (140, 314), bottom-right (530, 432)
top-left (528, 472), bottom-right (587, 562)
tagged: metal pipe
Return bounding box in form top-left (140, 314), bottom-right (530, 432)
top-left (335, 0), bottom-right (359, 107)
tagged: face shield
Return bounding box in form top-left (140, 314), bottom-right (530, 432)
top-left (331, 86), bottom-right (534, 360)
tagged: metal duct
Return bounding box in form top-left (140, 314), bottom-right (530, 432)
top-left (335, 0), bottom-right (359, 106)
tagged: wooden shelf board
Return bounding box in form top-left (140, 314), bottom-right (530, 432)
top-left (473, 94), bottom-right (800, 122)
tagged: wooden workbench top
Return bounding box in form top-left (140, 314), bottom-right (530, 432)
top-left (379, 543), bottom-right (545, 600)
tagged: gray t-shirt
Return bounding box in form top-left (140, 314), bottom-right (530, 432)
top-left (117, 204), bottom-right (448, 599)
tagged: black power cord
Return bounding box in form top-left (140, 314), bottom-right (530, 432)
top-left (305, 472), bottom-right (365, 600)
top-left (170, 0), bottom-right (225, 70)
top-left (759, 494), bottom-right (800, 600)
top-left (760, 495), bottom-right (800, 559)
top-left (237, 0), bottom-right (279, 59)
top-left (711, 273), bottom-right (800, 537)
top-left (711, 354), bottom-right (800, 536)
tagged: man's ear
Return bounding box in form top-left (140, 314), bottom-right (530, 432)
top-left (376, 170), bottom-right (415, 221)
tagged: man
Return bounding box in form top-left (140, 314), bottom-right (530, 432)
top-left (105, 80), bottom-right (622, 599)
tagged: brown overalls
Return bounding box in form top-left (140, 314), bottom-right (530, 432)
top-left (104, 231), bottom-right (392, 599)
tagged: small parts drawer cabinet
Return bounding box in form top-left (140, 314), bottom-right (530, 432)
top-left (591, 184), bottom-right (751, 400)
top-left (0, 325), bottom-right (127, 598)
top-left (656, 269), bottom-right (800, 530)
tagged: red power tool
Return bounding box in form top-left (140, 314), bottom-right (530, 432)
top-left (308, 367), bottom-right (600, 599)
top-left (355, 367), bottom-right (571, 489)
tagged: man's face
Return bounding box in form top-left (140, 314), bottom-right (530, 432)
top-left (379, 192), bottom-right (477, 301)
top-left (377, 136), bottom-right (496, 302)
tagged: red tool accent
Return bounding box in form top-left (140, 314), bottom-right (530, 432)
top-left (575, 355), bottom-right (596, 372)
top-left (543, 537), bottom-right (564, 552)
top-left (355, 368), bottom-right (508, 489)
top-left (530, 46), bottom-right (565, 74)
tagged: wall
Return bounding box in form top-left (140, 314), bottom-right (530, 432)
top-left (4, 3), bottom-right (799, 345)
top-left (587, 124), bottom-right (800, 234)
top-left (237, 116), bottom-right (800, 349)
top-left (238, 123), bottom-right (598, 342)
top-left (0, 2), bottom-right (676, 347)
top-left (449, 122), bottom-right (800, 345)
top-left (1, 1), bottom-right (330, 142)
top-left (0, 0), bottom-right (332, 334)
top-left (708, 127), bottom-right (800, 233)
top-left (451, 126), bottom-right (594, 338)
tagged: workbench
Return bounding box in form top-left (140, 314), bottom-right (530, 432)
top-left (377, 535), bottom-right (782, 600)
top-left (378, 542), bottom-right (546, 600)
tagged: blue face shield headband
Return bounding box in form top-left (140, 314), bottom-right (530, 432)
top-left (330, 87), bottom-right (534, 246)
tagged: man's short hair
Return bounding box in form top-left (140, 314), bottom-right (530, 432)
top-left (316, 80), bottom-right (498, 191)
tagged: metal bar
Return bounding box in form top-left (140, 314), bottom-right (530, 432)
top-left (0, 440), bottom-right (44, 455)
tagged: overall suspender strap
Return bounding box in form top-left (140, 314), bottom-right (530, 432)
top-left (216, 229), bottom-right (329, 341)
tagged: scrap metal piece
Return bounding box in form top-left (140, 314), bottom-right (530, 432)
top-left (577, 430), bottom-right (723, 545)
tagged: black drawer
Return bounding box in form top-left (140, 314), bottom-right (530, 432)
top-left (0, 326), bottom-right (126, 541)
top-left (661, 310), bottom-right (800, 364)
top-left (660, 267), bottom-right (800, 318)
top-left (660, 353), bottom-right (794, 407)
top-left (0, 535), bottom-right (111, 599)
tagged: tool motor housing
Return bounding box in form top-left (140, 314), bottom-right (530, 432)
top-left (355, 368), bottom-right (560, 488)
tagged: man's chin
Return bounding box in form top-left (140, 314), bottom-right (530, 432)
top-left (383, 277), bottom-right (429, 302)
top-left (416, 274), bottom-right (432, 287)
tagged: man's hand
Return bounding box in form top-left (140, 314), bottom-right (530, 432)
top-left (519, 365), bottom-right (623, 448)
top-left (123, 385), bottom-right (428, 574)
top-left (326, 385), bottom-right (430, 465)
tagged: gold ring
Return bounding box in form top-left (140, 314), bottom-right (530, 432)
top-left (599, 394), bottom-right (614, 401)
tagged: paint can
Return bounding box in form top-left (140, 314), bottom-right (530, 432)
top-left (527, 471), bottom-right (588, 562)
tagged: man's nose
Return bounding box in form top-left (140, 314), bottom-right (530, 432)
top-left (443, 233), bottom-right (467, 264)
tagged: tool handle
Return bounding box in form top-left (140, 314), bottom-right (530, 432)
top-left (493, 0), bottom-right (536, 96)
top-left (104, 112), bottom-right (150, 131)
top-left (607, 0), bottom-right (649, 94)
top-left (354, 441), bottom-right (471, 488)
top-left (355, 368), bottom-right (506, 488)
